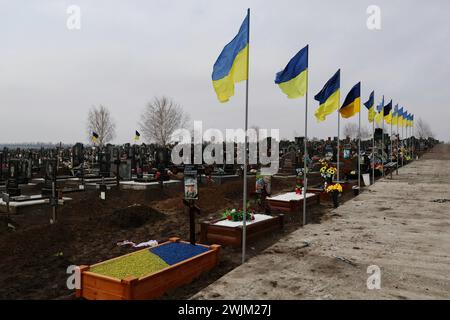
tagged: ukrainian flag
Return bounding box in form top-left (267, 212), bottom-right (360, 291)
top-left (411, 114), bottom-right (414, 127)
top-left (400, 109), bottom-right (407, 127)
top-left (314, 69), bottom-right (340, 122)
top-left (363, 91), bottom-right (376, 123)
top-left (212, 13), bottom-right (249, 103)
top-left (383, 99), bottom-right (393, 124)
top-left (407, 113), bottom-right (413, 127)
top-left (134, 130), bottom-right (141, 141)
top-left (391, 104), bottom-right (399, 125)
top-left (374, 97), bottom-right (384, 126)
top-left (92, 132), bottom-right (99, 143)
top-left (339, 82), bottom-right (360, 119)
top-left (397, 107), bottom-right (404, 126)
top-left (275, 45), bottom-right (308, 99)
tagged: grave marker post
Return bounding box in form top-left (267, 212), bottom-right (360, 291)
top-left (183, 165), bottom-right (199, 245)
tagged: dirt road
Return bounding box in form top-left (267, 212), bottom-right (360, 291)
top-left (193, 144), bottom-right (450, 299)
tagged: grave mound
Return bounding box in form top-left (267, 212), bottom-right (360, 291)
top-left (107, 204), bottom-right (166, 229)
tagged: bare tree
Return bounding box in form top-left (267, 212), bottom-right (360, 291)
top-left (86, 105), bottom-right (116, 147)
top-left (343, 123), bottom-right (371, 140)
top-left (343, 123), bottom-right (359, 140)
top-left (360, 126), bottom-right (371, 140)
top-left (416, 118), bottom-right (434, 139)
top-left (139, 96), bottom-right (189, 146)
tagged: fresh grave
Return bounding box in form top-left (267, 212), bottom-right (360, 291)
top-left (200, 209), bottom-right (284, 247)
top-left (266, 192), bottom-right (320, 214)
top-left (76, 238), bottom-right (220, 300)
top-left (90, 242), bottom-right (209, 279)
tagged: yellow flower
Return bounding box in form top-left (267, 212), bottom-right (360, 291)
top-left (326, 183), bottom-right (343, 193)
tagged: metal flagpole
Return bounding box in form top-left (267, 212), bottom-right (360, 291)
top-left (382, 96), bottom-right (385, 177)
top-left (337, 89), bottom-right (341, 182)
top-left (401, 120), bottom-right (404, 167)
top-left (337, 112), bottom-right (340, 181)
top-left (412, 119), bottom-right (415, 159)
top-left (302, 51), bottom-right (309, 226)
top-left (358, 98), bottom-right (361, 189)
top-left (409, 122), bottom-right (412, 159)
top-left (242, 8), bottom-right (250, 264)
top-left (396, 111), bottom-right (399, 175)
top-left (390, 113), bottom-right (393, 164)
top-left (370, 92), bottom-right (376, 184)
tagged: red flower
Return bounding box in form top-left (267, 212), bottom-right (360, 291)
top-left (226, 215), bottom-right (232, 220)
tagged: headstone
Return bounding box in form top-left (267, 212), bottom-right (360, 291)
top-left (72, 143), bottom-right (84, 168)
top-left (7, 160), bottom-right (21, 196)
top-left (42, 159), bottom-right (57, 196)
top-left (98, 151), bottom-right (111, 177)
top-left (119, 159), bottom-right (132, 181)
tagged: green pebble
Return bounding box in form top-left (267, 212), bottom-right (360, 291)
top-left (90, 250), bottom-right (169, 280)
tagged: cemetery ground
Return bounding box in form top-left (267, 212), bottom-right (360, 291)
top-left (194, 144), bottom-right (450, 300)
top-left (0, 174), bottom-right (351, 300)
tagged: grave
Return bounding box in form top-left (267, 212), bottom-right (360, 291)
top-left (200, 213), bottom-right (284, 247)
top-left (76, 238), bottom-right (221, 300)
top-left (266, 192), bottom-right (320, 214)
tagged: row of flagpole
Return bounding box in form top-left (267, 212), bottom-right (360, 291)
top-left (211, 9), bottom-right (416, 263)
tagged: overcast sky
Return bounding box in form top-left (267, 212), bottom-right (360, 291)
top-left (1, 0), bottom-right (449, 144)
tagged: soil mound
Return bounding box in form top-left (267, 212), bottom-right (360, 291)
top-left (107, 204), bottom-right (166, 229)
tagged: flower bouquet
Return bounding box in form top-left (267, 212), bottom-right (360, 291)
top-left (222, 208), bottom-right (255, 222)
top-left (325, 183), bottom-right (342, 208)
top-left (319, 160), bottom-right (337, 184)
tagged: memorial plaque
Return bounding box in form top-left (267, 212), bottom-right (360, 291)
top-left (184, 165), bottom-right (198, 200)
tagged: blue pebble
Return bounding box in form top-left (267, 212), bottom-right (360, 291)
top-left (149, 242), bottom-right (209, 265)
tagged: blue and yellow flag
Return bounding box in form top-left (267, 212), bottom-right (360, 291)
top-left (275, 45), bottom-right (308, 99)
top-left (92, 132), bottom-right (99, 143)
top-left (400, 109), bottom-right (408, 127)
top-left (391, 104), bottom-right (399, 125)
top-left (374, 96), bottom-right (384, 125)
top-left (314, 69), bottom-right (340, 122)
top-left (397, 107), bottom-right (404, 126)
top-left (407, 113), bottom-right (413, 127)
top-left (339, 82), bottom-right (361, 119)
top-left (383, 99), bottom-right (393, 124)
top-left (363, 91), bottom-right (376, 123)
top-left (212, 13), bottom-right (249, 103)
top-left (134, 130), bottom-right (141, 141)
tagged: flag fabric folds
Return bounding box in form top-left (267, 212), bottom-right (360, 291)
top-left (407, 113), bottom-right (413, 127)
top-left (397, 107), bottom-right (404, 126)
top-left (391, 104), bottom-right (399, 125)
top-left (364, 91), bottom-right (376, 123)
top-left (383, 99), bottom-right (393, 124)
top-left (275, 45), bottom-right (308, 99)
top-left (339, 82), bottom-right (361, 119)
top-left (374, 97), bottom-right (384, 126)
top-left (134, 130), bottom-right (141, 141)
top-left (314, 69), bottom-right (340, 122)
top-left (92, 132), bottom-right (99, 142)
top-left (212, 13), bottom-right (249, 103)
top-left (400, 109), bottom-right (407, 127)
